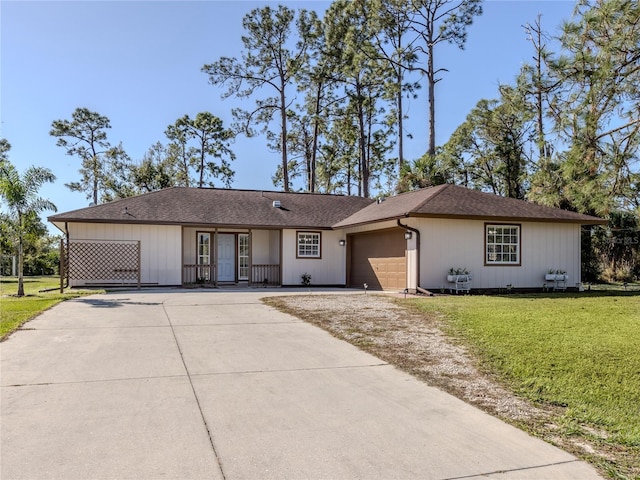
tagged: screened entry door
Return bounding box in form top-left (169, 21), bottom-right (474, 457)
top-left (217, 234), bottom-right (236, 282)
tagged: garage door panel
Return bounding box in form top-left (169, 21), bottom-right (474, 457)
top-left (349, 230), bottom-right (406, 290)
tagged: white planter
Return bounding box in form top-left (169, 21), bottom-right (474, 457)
top-left (545, 274), bottom-right (568, 281)
top-left (448, 274), bottom-right (471, 282)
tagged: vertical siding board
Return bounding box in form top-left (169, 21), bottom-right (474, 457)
top-left (281, 230), bottom-right (295, 285)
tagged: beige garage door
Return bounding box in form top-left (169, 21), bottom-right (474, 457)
top-left (349, 229), bottom-right (406, 290)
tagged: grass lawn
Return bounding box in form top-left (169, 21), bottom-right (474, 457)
top-left (408, 291), bottom-right (639, 478)
top-left (0, 276), bottom-right (103, 340)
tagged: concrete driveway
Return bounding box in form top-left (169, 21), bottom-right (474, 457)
top-left (1, 289), bottom-right (601, 479)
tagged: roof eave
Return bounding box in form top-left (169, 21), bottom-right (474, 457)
top-left (333, 215), bottom-right (406, 229)
top-left (48, 217), bottom-right (338, 230)
top-left (409, 213), bottom-right (607, 225)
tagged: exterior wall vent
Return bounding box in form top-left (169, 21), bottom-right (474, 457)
top-left (273, 200), bottom-right (281, 208)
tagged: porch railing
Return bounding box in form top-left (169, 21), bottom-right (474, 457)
top-left (250, 264), bottom-right (280, 287)
top-left (182, 263), bottom-right (280, 287)
top-left (183, 264), bottom-right (216, 286)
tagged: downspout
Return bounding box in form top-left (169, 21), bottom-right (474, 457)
top-left (397, 218), bottom-right (427, 295)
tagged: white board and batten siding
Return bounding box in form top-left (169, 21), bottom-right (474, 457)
top-left (66, 223), bottom-right (182, 286)
top-left (281, 229), bottom-right (347, 286)
top-left (412, 218), bottom-right (581, 290)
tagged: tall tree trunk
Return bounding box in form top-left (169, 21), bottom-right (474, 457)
top-left (358, 109), bottom-right (368, 197)
top-left (17, 213), bottom-right (24, 297)
top-left (305, 128), bottom-right (312, 191)
top-left (198, 148), bottom-right (205, 188)
top-left (182, 144), bottom-right (190, 188)
top-left (427, 42), bottom-right (436, 157)
top-left (397, 24), bottom-right (405, 174)
top-left (360, 115), bottom-right (369, 199)
top-left (531, 15), bottom-right (546, 161)
top-left (91, 141), bottom-right (100, 205)
top-left (310, 82), bottom-right (322, 193)
top-left (92, 156), bottom-right (99, 205)
top-left (17, 239), bottom-right (24, 297)
top-left (535, 51), bottom-right (545, 161)
top-left (280, 87), bottom-right (290, 192)
top-left (355, 80), bottom-right (369, 198)
top-left (536, 75), bottom-right (544, 161)
top-left (397, 68), bottom-right (404, 174)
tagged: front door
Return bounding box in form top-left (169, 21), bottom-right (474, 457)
top-left (217, 234), bottom-right (235, 282)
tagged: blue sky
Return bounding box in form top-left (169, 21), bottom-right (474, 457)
top-left (1, 0), bottom-right (576, 225)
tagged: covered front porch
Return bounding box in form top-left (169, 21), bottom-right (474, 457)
top-left (181, 227), bottom-right (281, 287)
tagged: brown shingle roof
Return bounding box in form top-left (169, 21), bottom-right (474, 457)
top-left (48, 187), bottom-right (374, 229)
top-left (49, 184), bottom-right (605, 230)
top-left (333, 184), bottom-right (605, 227)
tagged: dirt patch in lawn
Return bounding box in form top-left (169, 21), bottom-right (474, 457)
top-left (263, 293), bottom-right (635, 480)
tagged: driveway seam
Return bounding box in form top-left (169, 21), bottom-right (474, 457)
top-left (164, 302), bottom-right (264, 306)
top-left (189, 362), bottom-right (390, 378)
top-left (171, 320), bottom-right (301, 326)
top-left (19, 325), bottom-right (174, 331)
top-left (2, 373), bottom-right (188, 388)
top-left (161, 301), bottom-right (227, 480)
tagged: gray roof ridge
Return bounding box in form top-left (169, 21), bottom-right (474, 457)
top-left (406, 184), bottom-right (451, 215)
top-left (194, 186), bottom-right (348, 197)
top-left (193, 186), bottom-right (353, 198)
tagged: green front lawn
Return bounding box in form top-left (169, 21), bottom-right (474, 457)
top-left (0, 276), bottom-right (102, 340)
top-left (409, 292), bottom-right (640, 476)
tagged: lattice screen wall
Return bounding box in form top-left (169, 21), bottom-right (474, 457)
top-left (65, 240), bottom-right (140, 285)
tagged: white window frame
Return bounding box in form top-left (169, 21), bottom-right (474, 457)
top-left (238, 233), bottom-right (249, 280)
top-left (297, 231), bottom-right (321, 259)
top-left (197, 232), bottom-right (211, 280)
top-left (485, 223), bottom-right (521, 266)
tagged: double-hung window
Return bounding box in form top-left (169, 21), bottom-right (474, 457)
top-left (297, 231), bottom-right (321, 259)
top-left (485, 224), bottom-right (520, 265)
